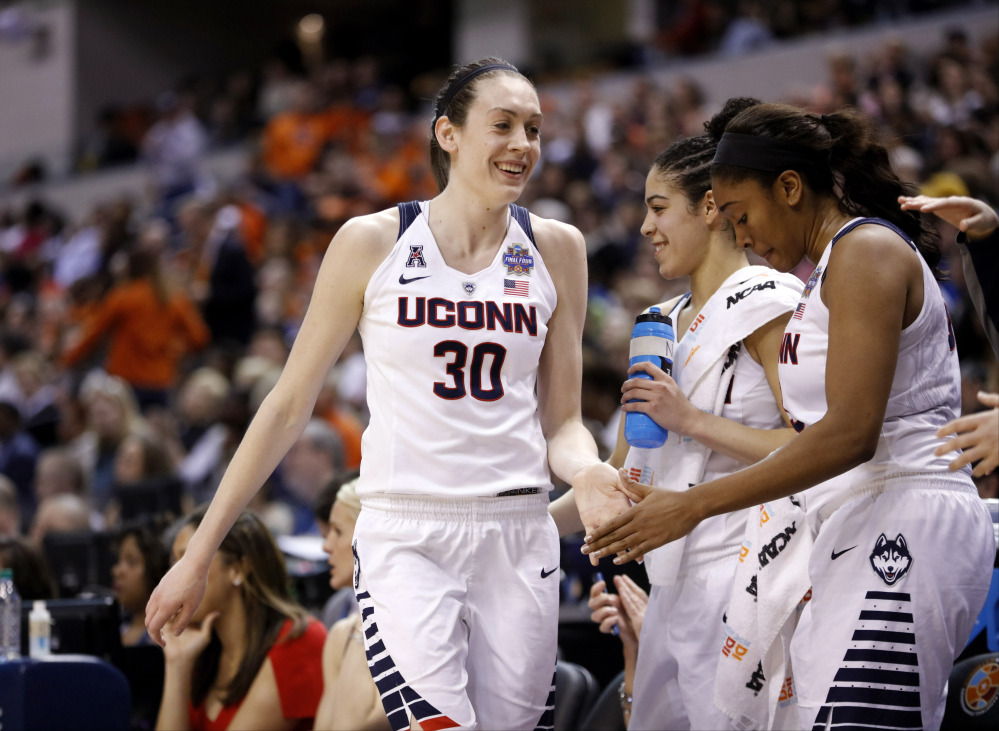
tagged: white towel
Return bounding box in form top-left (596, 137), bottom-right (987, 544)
top-left (714, 496), bottom-right (813, 730)
top-left (624, 267), bottom-right (804, 586)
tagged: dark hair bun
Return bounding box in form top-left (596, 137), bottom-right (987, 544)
top-left (704, 97), bottom-right (763, 141)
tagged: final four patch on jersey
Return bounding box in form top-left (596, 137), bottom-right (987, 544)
top-left (801, 265), bottom-right (823, 298)
top-left (503, 244), bottom-right (534, 276)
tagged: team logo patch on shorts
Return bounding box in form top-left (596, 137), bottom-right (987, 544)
top-left (960, 658), bottom-right (999, 716)
top-left (869, 533), bottom-right (912, 586)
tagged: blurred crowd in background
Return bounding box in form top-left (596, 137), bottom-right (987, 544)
top-left (0, 4), bottom-right (996, 618)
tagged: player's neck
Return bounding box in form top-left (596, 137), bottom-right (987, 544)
top-left (688, 239), bottom-right (749, 314)
top-left (803, 195), bottom-right (852, 265)
top-left (427, 191), bottom-right (512, 265)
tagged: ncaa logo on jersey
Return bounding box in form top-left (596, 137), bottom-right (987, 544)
top-left (503, 244), bottom-right (534, 276)
top-left (407, 245), bottom-right (427, 268)
top-left (869, 533), bottom-right (912, 586)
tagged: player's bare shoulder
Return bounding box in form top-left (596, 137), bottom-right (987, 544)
top-left (529, 213), bottom-right (585, 255)
top-left (826, 221), bottom-right (921, 290)
top-left (527, 211), bottom-right (586, 283)
top-left (332, 207), bottom-right (399, 265)
top-left (317, 206), bottom-right (400, 287)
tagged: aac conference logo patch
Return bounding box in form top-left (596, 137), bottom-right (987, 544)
top-left (960, 658), bottom-right (999, 716)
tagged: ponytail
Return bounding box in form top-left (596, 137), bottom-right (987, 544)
top-left (822, 109), bottom-right (941, 277)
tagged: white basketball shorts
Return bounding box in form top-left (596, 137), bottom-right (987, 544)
top-left (629, 558), bottom-right (741, 731)
top-left (353, 493), bottom-right (559, 731)
top-left (791, 476), bottom-right (995, 730)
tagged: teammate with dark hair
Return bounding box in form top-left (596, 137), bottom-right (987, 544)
top-left (575, 98), bottom-right (804, 729)
top-left (585, 103), bottom-right (994, 730)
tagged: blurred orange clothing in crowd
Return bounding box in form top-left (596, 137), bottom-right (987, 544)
top-left (321, 406), bottom-right (363, 470)
top-left (323, 105), bottom-right (370, 152)
top-left (235, 200), bottom-right (267, 265)
top-left (261, 111), bottom-right (330, 180)
top-left (62, 279), bottom-right (210, 390)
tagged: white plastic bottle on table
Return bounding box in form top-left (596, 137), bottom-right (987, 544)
top-left (29, 600), bottom-right (51, 658)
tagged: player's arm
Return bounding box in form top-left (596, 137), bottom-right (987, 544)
top-left (584, 227), bottom-right (915, 562)
top-left (618, 310), bottom-right (795, 466)
top-left (682, 312), bottom-right (796, 463)
top-left (535, 217), bottom-right (629, 538)
top-left (146, 211), bottom-right (397, 643)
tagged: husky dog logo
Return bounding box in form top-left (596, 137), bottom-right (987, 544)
top-left (869, 533), bottom-right (912, 586)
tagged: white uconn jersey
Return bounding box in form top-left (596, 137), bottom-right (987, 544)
top-left (356, 201), bottom-right (557, 499)
top-left (778, 217), bottom-right (964, 517)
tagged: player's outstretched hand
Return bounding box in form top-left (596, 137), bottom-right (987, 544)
top-left (572, 462), bottom-right (633, 566)
top-left (898, 195), bottom-right (999, 240)
top-left (145, 555), bottom-right (208, 647)
top-left (936, 391), bottom-right (999, 477)
top-left (582, 470), bottom-right (700, 564)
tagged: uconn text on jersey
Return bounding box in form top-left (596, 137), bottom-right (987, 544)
top-left (397, 296), bottom-right (539, 336)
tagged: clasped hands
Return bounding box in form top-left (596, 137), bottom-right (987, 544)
top-left (574, 362), bottom-right (702, 564)
top-left (573, 464), bottom-right (700, 566)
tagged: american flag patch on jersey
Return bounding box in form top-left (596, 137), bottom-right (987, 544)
top-left (792, 302), bottom-right (806, 320)
top-left (504, 279), bottom-right (529, 297)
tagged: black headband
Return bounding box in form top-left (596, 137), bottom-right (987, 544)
top-left (713, 132), bottom-right (827, 172)
top-left (433, 63), bottom-right (519, 124)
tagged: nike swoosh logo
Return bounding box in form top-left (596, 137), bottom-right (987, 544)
top-left (831, 545), bottom-right (858, 560)
top-left (399, 273), bottom-right (430, 285)
top-left (540, 567), bottom-right (558, 579)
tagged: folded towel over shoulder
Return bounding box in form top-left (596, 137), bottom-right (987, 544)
top-left (714, 496), bottom-right (813, 730)
top-left (625, 266), bottom-right (803, 587)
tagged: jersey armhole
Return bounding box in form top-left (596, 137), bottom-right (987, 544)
top-left (509, 204), bottom-right (537, 247)
top-left (397, 201), bottom-right (422, 240)
top-left (831, 216), bottom-right (915, 252)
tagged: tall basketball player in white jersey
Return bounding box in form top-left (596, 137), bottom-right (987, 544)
top-left (145, 58), bottom-right (627, 731)
top-left (584, 103), bottom-right (995, 730)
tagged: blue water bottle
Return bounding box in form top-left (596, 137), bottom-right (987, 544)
top-left (624, 307), bottom-right (675, 448)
